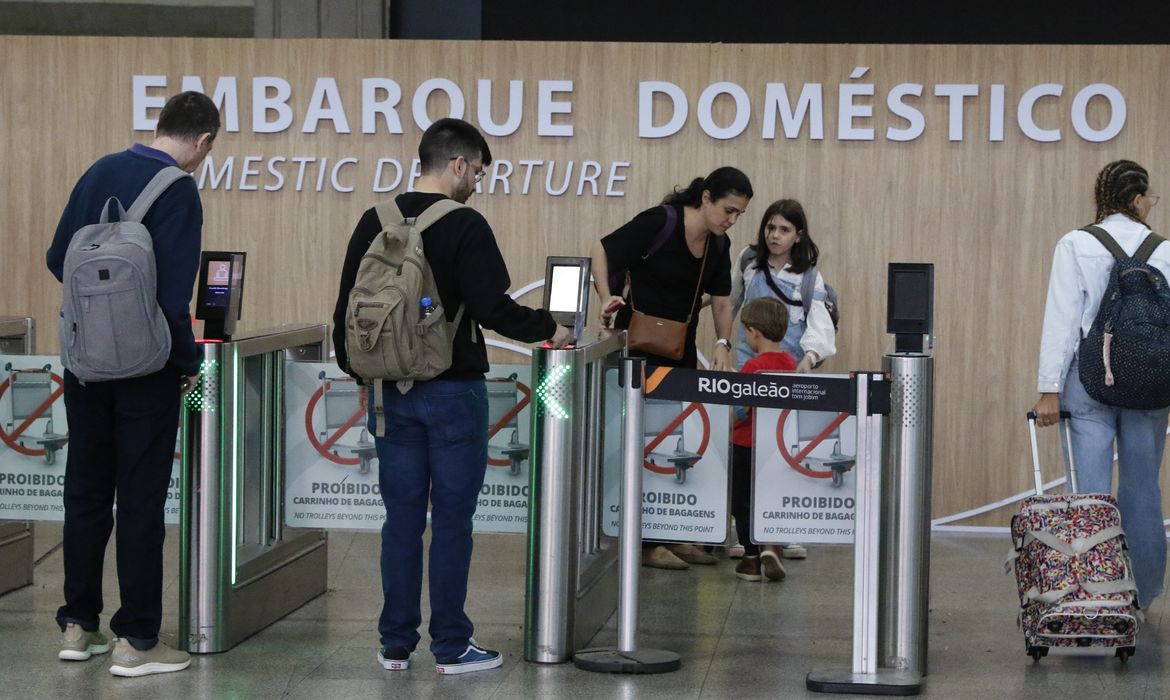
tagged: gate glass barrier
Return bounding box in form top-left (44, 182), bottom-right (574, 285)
top-left (0, 316), bottom-right (35, 596)
top-left (181, 324), bottom-right (328, 653)
top-left (525, 331), bottom-right (625, 663)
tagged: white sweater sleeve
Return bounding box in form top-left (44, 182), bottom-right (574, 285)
top-left (1036, 238), bottom-right (1084, 393)
top-left (800, 272), bottom-right (837, 361)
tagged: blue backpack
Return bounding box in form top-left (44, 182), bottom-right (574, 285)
top-left (1077, 225), bottom-right (1170, 409)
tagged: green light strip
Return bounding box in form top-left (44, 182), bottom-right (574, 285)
top-left (536, 364), bottom-right (571, 420)
top-left (230, 347), bottom-right (239, 585)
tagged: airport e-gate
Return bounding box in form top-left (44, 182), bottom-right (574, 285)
top-left (0, 316), bottom-right (37, 597)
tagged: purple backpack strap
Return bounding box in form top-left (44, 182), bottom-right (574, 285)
top-left (642, 205), bottom-right (678, 259)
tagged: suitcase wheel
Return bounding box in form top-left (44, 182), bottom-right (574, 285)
top-left (1027, 645), bottom-right (1048, 662)
top-left (1116, 647), bottom-right (1135, 663)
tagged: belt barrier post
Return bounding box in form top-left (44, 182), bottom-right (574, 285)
top-left (574, 356), bottom-right (680, 674)
top-left (808, 371), bottom-right (923, 695)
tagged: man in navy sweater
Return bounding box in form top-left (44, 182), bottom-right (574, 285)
top-left (45, 91), bottom-right (219, 677)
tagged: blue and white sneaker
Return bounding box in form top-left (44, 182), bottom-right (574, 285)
top-left (377, 646), bottom-right (412, 671)
top-left (434, 641), bottom-right (503, 675)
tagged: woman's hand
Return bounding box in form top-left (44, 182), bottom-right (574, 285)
top-left (710, 343), bottom-right (732, 371)
top-left (796, 354), bottom-right (816, 373)
top-left (1032, 393), bottom-right (1061, 427)
top-left (600, 295), bottom-right (625, 328)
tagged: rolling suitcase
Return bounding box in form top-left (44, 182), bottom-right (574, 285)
top-left (1006, 411), bottom-right (1139, 662)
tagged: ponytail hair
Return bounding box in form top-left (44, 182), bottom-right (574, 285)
top-left (663, 166), bottom-right (753, 207)
top-left (1094, 159), bottom-right (1149, 224)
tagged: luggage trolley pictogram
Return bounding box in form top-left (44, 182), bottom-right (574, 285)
top-left (486, 374), bottom-right (530, 475)
top-left (3, 363), bottom-right (68, 464)
top-left (644, 399), bottom-right (707, 484)
top-left (315, 372), bottom-right (376, 473)
top-left (777, 409), bottom-right (855, 487)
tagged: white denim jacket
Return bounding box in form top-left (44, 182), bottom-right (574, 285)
top-left (1037, 213), bottom-right (1170, 393)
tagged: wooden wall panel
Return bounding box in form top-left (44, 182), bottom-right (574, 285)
top-left (3, 37), bottom-right (1169, 527)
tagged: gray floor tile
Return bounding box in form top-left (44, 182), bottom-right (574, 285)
top-left (3, 528), bottom-right (1170, 699)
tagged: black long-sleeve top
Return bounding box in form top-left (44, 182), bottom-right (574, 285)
top-left (332, 192), bottom-right (557, 381)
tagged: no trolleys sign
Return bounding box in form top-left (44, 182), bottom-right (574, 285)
top-left (642, 367), bottom-right (874, 545)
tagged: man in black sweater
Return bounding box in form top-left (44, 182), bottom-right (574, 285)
top-left (332, 118), bottom-right (568, 675)
top-left (46, 91), bottom-right (218, 677)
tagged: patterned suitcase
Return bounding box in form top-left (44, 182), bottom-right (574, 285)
top-left (1006, 411), bottom-right (1139, 662)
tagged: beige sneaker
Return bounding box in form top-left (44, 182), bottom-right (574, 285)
top-left (109, 638), bottom-right (190, 677)
top-left (58, 623), bottom-right (110, 661)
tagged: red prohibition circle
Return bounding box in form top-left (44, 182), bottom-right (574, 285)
top-left (643, 402), bottom-right (710, 474)
top-left (304, 383), bottom-right (367, 466)
top-left (774, 408), bottom-right (850, 479)
top-left (0, 370), bottom-right (66, 457)
top-left (487, 381), bottom-right (532, 468)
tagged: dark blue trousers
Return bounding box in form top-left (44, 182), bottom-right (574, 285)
top-left (371, 379), bottom-right (488, 659)
top-left (55, 366), bottom-right (181, 647)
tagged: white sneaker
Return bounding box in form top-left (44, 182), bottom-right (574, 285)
top-left (728, 543), bottom-right (745, 559)
top-left (781, 544), bottom-right (808, 559)
top-left (58, 623), bottom-right (110, 661)
top-left (109, 638), bottom-right (190, 677)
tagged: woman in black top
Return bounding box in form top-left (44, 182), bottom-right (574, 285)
top-left (591, 167), bottom-right (753, 570)
top-left (592, 167), bottom-right (753, 371)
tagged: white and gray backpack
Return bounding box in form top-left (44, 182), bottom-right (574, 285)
top-left (59, 166), bottom-right (190, 382)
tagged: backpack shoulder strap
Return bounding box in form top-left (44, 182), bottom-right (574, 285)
top-left (373, 199), bottom-right (406, 230)
top-left (800, 266), bottom-right (817, 310)
top-left (124, 166), bottom-right (191, 223)
top-left (642, 204), bottom-right (678, 260)
top-left (414, 198), bottom-right (467, 233)
top-left (1081, 225), bottom-right (1128, 261)
top-left (1134, 232), bottom-right (1166, 263)
top-left (738, 245), bottom-right (755, 275)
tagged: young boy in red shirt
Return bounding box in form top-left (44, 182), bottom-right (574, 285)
top-left (731, 297), bottom-right (797, 581)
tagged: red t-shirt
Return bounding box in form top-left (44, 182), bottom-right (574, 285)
top-left (731, 351), bottom-right (798, 447)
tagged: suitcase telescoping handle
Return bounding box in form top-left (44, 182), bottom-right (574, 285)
top-left (1026, 410), bottom-right (1077, 496)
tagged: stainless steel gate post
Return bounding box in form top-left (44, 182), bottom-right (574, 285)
top-left (573, 355), bottom-right (680, 674)
top-left (524, 332), bottom-right (624, 663)
top-left (879, 353), bottom-right (934, 677)
top-left (807, 371), bottom-right (924, 695)
top-left (0, 316), bottom-right (36, 596)
top-left (180, 324), bottom-right (329, 653)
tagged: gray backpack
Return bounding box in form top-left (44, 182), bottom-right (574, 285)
top-left (59, 167), bottom-right (190, 382)
top-left (344, 198), bottom-right (468, 434)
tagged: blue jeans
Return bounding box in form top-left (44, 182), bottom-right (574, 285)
top-left (370, 379), bottom-right (488, 658)
top-left (1062, 360), bottom-right (1169, 605)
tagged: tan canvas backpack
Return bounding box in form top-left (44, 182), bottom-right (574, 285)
top-left (344, 198), bottom-right (469, 433)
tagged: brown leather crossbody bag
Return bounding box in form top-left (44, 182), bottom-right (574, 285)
top-left (626, 234), bottom-right (709, 360)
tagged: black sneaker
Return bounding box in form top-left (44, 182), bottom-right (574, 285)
top-left (377, 647), bottom-right (412, 671)
top-left (434, 641), bottom-right (503, 675)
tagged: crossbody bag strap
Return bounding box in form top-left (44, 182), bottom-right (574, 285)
top-left (684, 234), bottom-right (712, 323)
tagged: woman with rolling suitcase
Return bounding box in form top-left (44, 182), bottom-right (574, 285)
top-left (1033, 158), bottom-right (1169, 607)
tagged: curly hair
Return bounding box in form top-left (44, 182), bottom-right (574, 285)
top-left (1094, 159), bottom-right (1149, 224)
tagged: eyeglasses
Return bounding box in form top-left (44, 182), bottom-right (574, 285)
top-left (1149, 193), bottom-right (1161, 207)
top-left (449, 156), bottom-right (485, 183)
